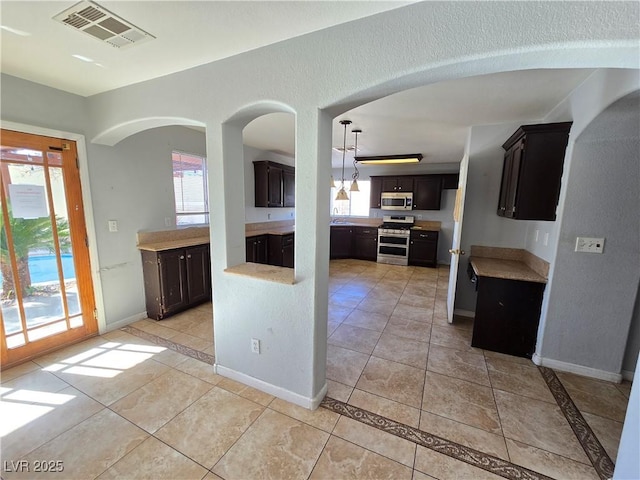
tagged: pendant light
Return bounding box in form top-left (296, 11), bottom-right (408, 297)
top-left (350, 128), bottom-right (361, 192)
top-left (335, 119), bottom-right (351, 201)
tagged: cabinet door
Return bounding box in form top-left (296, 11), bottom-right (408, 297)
top-left (268, 165), bottom-right (283, 207)
top-left (158, 249), bottom-right (188, 316)
top-left (396, 177), bottom-right (414, 192)
top-left (381, 177), bottom-right (399, 192)
top-left (330, 227), bottom-right (353, 259)
top-left (472, 277), bottom-right (545, 358)
top-left (186, 245), bottom-right (211, 304)
top-left (246, 235), bottom-right (268, 264)
top-left (504, 141), bottom-right (524, 218)
top-left (413, 177), bottom-right (442, 210)
top-left (283, 168), bottom-right (295, 207)
top-left (369, 177), bottom-right (383, 208)
top-left (408, 231), bottom-right (438, 267)
top-left (497, 140), bottom-right (523, 217)
top-left (352, 228), bottom-right (378, 261)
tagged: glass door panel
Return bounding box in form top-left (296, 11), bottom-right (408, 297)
top-left (1, 130), bottom-right (97, 367)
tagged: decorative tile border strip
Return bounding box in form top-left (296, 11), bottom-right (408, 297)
top-left (538, 366), bottom-right (614, 480)
top-left (320, 397), bottom-right (553, 480)
top-left (122, 325), bottom-right (215, 365)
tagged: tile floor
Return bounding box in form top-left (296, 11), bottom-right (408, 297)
top-left (0, 259), bottom-right (632, 479)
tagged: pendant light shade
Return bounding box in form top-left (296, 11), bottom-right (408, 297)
top-left (335, 187), bottom-right (349, 201)
top-left (335, 119), bottom-right (352, 201)
top-left (350, 128), bottom-right (361, 192)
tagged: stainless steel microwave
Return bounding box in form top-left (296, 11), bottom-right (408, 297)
top-left (381, 192), bottom-right (413, 211)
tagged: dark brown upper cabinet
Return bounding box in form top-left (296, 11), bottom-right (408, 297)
top-left (381, 176), bottom-right (414, 192)
top-left (412, 176), bottom-right (442, 210)
top-left (497, 122), bottom-right (572, 220)
top-left (254, 160), bottom-right (295, 208)
top-left (369, 177), bottom-right (383, 208)
top-left (370, 174), bottom-right (454, 210)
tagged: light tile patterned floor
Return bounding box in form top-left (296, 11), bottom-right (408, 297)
top-left (0, 260), bottom-right (632, 479)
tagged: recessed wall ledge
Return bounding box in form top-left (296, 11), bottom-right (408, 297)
top-left (224, 263), bottom-right (295, 285)
top-left (470, 246), bottom-right (549, 279)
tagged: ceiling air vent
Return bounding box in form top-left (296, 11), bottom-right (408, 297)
top-left (53, 1), bottom-right (155, 49)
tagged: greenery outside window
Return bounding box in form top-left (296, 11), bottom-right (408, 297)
top-left (173, 151), bottom-right (209, 225)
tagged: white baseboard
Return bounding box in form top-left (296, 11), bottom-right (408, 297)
top-left (532, 353), bottom-right (623, 383)
top-left (101, 311), bottom-right (147, 333)
top-left (622, 370), bottom-right (635, 382)
top-left (453, 309), bottom-right (475, 318)
top-left (214, 364), bottom-right (327, 410)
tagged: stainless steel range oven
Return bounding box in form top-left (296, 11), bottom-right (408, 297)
top-left (377, 215), bottom-right (415, 266)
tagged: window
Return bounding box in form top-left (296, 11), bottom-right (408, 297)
top-left (172, 151), bottom-right (209, 225)
top-left (330, 180), bottom-right (371, 217)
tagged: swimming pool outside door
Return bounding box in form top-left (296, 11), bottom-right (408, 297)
top-left (1, 130), bottom-right (97, 368)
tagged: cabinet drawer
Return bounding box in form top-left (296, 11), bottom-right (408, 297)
top-left (411, 230), bottom-right (438, 241)
top-left (354, 227), bottom-right (377, 238)
top-left (282, 234), bottom-right (294, 247)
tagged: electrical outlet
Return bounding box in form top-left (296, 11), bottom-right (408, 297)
top-left (164, 217), bottom-right (172, 227)
top-left (108, 220), bottom-right (118, 232)
top-left (543, 232), bottom-right (549, 246)
top-left (575, 237), bottom-right (605, 254)
top-left (534, 230), bottom-right (539, 242)
top-left (251, 338), bottom-right (260, 354)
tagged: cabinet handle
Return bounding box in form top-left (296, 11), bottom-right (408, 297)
top-left (180, 255), bottom-right (185, 260)
top-left (187, 254), bottom-right (191, 259)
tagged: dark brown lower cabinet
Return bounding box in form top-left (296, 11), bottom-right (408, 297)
top-left (408, 230), bottom-right (438, 267)
top-left (246, 234), bottom-right (268, 264)
top-left (352, 227), bottom-right (377, 261)
top-left (471, 276), bottom-right (545, 358)
top-left (142, 244), bottom-right (211, 320)
top-left (268, 233), bottom-right (294, 268)
top-left (330, 226), bottom-right (353, 259)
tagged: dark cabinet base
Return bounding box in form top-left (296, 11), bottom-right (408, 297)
top-left (142, 245), bottom-right (211, 320)
top-left (408, 230), bottom-right (438, 268)
top-left (472, 276), bottom-right (545, 358)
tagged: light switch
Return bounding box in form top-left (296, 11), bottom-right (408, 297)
top-left (108, 220), bottom-right (118, 232)
top-left (575, 237), bottom-right (605, 253)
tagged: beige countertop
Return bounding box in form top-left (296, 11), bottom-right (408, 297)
top-left (470, 257), bottom-right (547, 283)
top-left (224, 263), bottom-right (295, 284)
top-left (246, 226), bottom-right (295, 237)
top-left (137, 236), bottom-right (210, 252)
top-left (469, 246), bottom-right (549, 283)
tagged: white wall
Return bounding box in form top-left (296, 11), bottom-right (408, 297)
top-left (623, 286), bottom-right (640, 376)
top-left (3, 1), bottom-right (639, 410)
top-left (86, 126), bottom-right (207, 327)
top-left (537, 87), bottom-right (640, 376)
top-left (614, 355), bottom-right (640, 479)
top-left (454, 122), bottom-right (535, 311)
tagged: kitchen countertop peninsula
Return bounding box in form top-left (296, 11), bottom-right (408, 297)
top-left (469, 246), bottom-right (549, 284)
top-left (137, 226), bottom-right (210, 252)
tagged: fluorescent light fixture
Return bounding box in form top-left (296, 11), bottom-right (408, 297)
top-left (355, 154), bottom-right (423, 165)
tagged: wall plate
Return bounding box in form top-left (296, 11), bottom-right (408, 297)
top-left (575, 237), bottom-right (605, 253)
